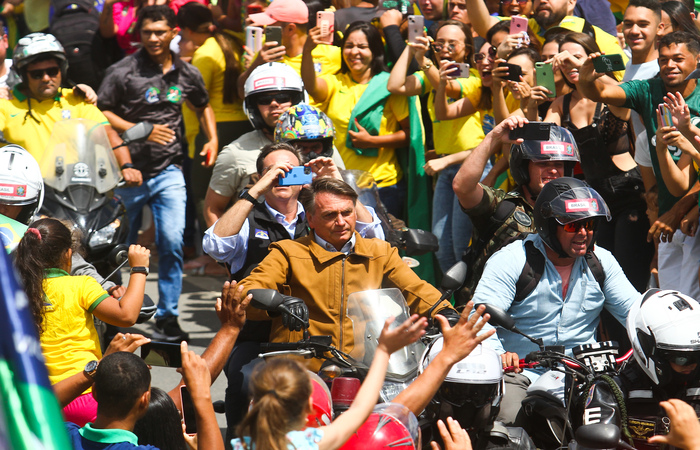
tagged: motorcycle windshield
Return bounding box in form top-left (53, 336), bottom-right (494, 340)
top-left (40, 119), bottom-right (120, 194)
top-left (347, 288), bottom-right (425, 380)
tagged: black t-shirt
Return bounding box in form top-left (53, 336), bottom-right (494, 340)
top-left (98, 49), bottom-right (209, 179)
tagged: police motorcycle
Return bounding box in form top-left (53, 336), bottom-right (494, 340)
top-left (35, 119), bottom-right (156, 330)
top-left (480, 304), bottom-right (633, 449)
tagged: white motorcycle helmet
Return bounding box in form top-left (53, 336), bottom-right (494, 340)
top-left (627, 288), bottom-right (700, 385)
top-left (13, 33), bottom-right (68, 84)
top-left (421, 340), bottom-right (504, 429)
top-left (243, 62), bottom-right (307, 131)
top-left (0, 145), bottom-right (44, 224)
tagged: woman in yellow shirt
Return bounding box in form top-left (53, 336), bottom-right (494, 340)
top-left (387, 20), bottom-right (486, 271)
top-left (301, 21), bottom-right (410, 217)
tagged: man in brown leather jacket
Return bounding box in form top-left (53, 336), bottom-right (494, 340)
top-left (240, 177), bottom-right (457, 367)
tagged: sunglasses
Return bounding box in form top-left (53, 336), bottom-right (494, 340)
top-left (257, 93), bottom-right (293, 105)
top-left (500, 0), bottom-right (529, 5)
top-left (660, 351), bottom-right (700, 367)
top-left (562, 219), bottom-right (596, 233)
top-left (474, 46), bottom-right (497, 63)
top-left (28, 67), bottom-right (60, 80)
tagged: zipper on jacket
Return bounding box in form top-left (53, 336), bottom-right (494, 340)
top-left (339, 256), bottom-right (346, 351)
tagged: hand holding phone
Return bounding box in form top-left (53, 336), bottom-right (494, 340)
top-left (510, 16), bottom-right (528, 35)
top-left (407, 15), bottom-right (424, 44)
top-left (264, 26), bottom-right (283, 46)
top-left (140, 341), bottom-right (182, 367)
top-left (180, 386), bottom-right (197, 435)
top-left (317, 11), bottom-right (334, 44)
top-left (498, 62), bottom-right (523, 82)
top-left (446, 62), bottom-right (470, 78)
top-left (535, 62), bottom-right (556, 98)
top-left (659, 104), bottom-right (674, 128)
top-left (246, 26), bottom-right (263, 54)
top-left (279, 166), bottom-right (313, 186)
top-left (592, 54), bottom-right (625, 73)
top-left (508, 122), bottom-right (552, 141)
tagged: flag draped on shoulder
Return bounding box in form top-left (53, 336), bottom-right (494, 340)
top-left (0, 248), bottom-right (71, 449)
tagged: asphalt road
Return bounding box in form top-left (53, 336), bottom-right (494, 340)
top-left (120, 265), bottom-right (232, 438)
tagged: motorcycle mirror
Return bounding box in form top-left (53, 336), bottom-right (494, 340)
top-left (575, 424), bottom-right (634, 450)
top-left (441, 261), bottom-right (467, 292)
top-left (402, 229), bottom-right (439, 256)
top-left (249, 289), bottom-right (286, 311)
top-left (477, 304), bottom-right (517, 331)
top-left (120, 122), bottom-right (154, 146)
top-left (108, 244), bottom-right (129, 267)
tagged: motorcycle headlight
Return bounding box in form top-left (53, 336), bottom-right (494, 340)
top-left (89, 218), bottom-right (121, 248)
top-left (379, 380), bottom-right (413, 403)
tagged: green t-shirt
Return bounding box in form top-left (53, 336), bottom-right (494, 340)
top-left (621, 77), bottom-right (700, 214)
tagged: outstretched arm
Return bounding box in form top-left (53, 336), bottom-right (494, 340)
top-left (393, 303), bottom-right (494, 415)
top-left (453, 115), bottom-right (526, 210)
top-left (318, 316), bottom-right (428, 450)
top-left (464, 0), bottom-right (499, 37)
top-left (577, 54), bottom-right (628, 107)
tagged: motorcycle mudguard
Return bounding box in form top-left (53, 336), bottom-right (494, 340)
top-left (521, 395), bottom-right (572, 449)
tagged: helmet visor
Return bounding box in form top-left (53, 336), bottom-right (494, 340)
top-left (542, 187), bottom-right (611, 225)
top-left (439, 383), bottom-right (499, 408)
top-left (658, 350), bottom-right (700, 367)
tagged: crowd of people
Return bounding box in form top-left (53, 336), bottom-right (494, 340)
top-left (6, 0), bottom-right (700, 447)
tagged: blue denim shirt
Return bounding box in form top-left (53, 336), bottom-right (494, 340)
top-left (203, 202), bottom-right (384, 273)
top-left (473, 234), bottom-right (640, 376)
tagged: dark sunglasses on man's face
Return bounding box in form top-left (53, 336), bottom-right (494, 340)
top-left (257, 93), bottom-right (293, 105)
top-left (28, 67), bottom-right (60, 80)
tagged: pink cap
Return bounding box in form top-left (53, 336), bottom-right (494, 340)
top-left (249, 0), bottom-right (309, 26)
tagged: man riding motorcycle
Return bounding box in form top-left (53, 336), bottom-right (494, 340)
top-left (578, 288), bottom-right (700, 449)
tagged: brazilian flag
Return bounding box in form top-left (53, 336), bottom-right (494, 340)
top-left (0, 213), bottom-right (27, 254)
top-left (0, 248), bottom-right (71, 449)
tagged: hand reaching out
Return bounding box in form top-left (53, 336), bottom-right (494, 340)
top-left (216, 280), bottom-right (251, 330)
top-left (430, 417), bottom-right (473, 450)
top-left (305, 156), bottom-right (343, 180)
top-left (377, 314), bottom-right (427, 355)
top-left (664, 92), bottom-right (692, 133)
top-left (648, 399), bottom-right (700, 450)
top-left (434, 301), bottom-right (495, 366)
top-left (178, 341), bottom-right (212, 401)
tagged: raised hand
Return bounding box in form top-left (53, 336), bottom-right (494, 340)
top-left (434, 301), bottom-right (495, 366)
top-left (649, 399), bottom-right (700, 450)
top-left (664, 92), bottom-right (692, 133)
top-left (377, 314), bottom-right (428, 354)
top-left (216, 280), bottom-right (251, 330)
top-left (430, 417), bottom-right (473, 450)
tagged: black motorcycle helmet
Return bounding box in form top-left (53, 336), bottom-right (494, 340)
top-left (509, 124), bottom-right (580, 188)
top-left (534, 177), bottom-right (611, 258)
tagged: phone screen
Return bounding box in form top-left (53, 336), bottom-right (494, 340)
top-left (140, 342), bottom-right (182, 368)
top-left (180, 386), bottom-right (197, 435)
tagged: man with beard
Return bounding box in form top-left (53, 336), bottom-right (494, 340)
top-left (463, 0), bottom-right (624, 63)
top-left (578, 30), bottom-right (700, 302)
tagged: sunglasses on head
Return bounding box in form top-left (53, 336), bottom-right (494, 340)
top-left (562, 218), bottom-right (596, 233)
top-left (28, 67), bottom-right (60, 80)
top-left (256, 93), bottom-right (293, 105)
top-left (474, 46), bottom-right (497, 63)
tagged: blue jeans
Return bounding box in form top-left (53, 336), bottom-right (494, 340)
top-left (115, 165), bottom-right (186, 318)
top-left (432, 161), bottom-right (492, 273)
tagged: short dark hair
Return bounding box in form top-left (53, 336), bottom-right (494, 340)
top-left (627, 0), bottom-right (662, 19)
top-left (93, 352), bottom-right (151, 418)
top-left (256, 142), bottom-right (301, 175)
top-left (658, 30), bottom-right (700, 54)
top-left (136, 5), bottom-right (177, 33)
top-left (340, 22), bottom-right (387, 76)
top-left (302, 177), bottom-right (358, 214)
top-left (507, 46), bottom-right (541, 65)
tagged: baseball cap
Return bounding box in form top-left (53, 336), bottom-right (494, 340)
top-left (543, 16), bottom-right (595, 39)
top-left (249, 0), bottom-right (309, 26)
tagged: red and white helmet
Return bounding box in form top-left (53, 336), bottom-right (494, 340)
top-left (0, 145), bottom-right (43, 224)
top-left (306, 371), bottom-right (333, 428)
top-left (339, 403), bottom-right (420, 449)
top-left (243, 62), bottom-right (306, 130)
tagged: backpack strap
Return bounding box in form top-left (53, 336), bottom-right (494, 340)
top-left (514, 240), bottom-right (545, 303)
top-left (584, 250), bottom-right (606, 292)
top-left (514, 242), bottom-right (606, 303)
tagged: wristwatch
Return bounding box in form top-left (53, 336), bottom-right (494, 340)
top-left (238, 189), bottom-right (258, 205)
top-left (121, 162), bottom-right (135, 170)
top-left (130, 266), bottom-right (149, 276)
top-left (84, 360), bottom-right (99, 379)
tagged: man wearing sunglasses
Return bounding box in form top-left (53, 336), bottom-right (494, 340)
top-left (0, 33), bottom-right (128, 175)
top-left (97, 5), bottom-right (218, 343)
top-left (204, 62), bottom-right (345, 227)
top-left (472, 177), bottom-right (639, 426)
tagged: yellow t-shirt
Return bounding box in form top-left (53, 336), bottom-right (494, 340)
top-left (283, 44), bottom-right (342, 79)
top-left (184, 36), bottom-right (247, 156)
top-left (0, 87), bottom-right (110, 162)
top-left (318, 72), bottom-right (409, 187)
top-left (41, 269), bottom-right (109, 387)
top-left (416, 68), bottom-right (484, 154)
